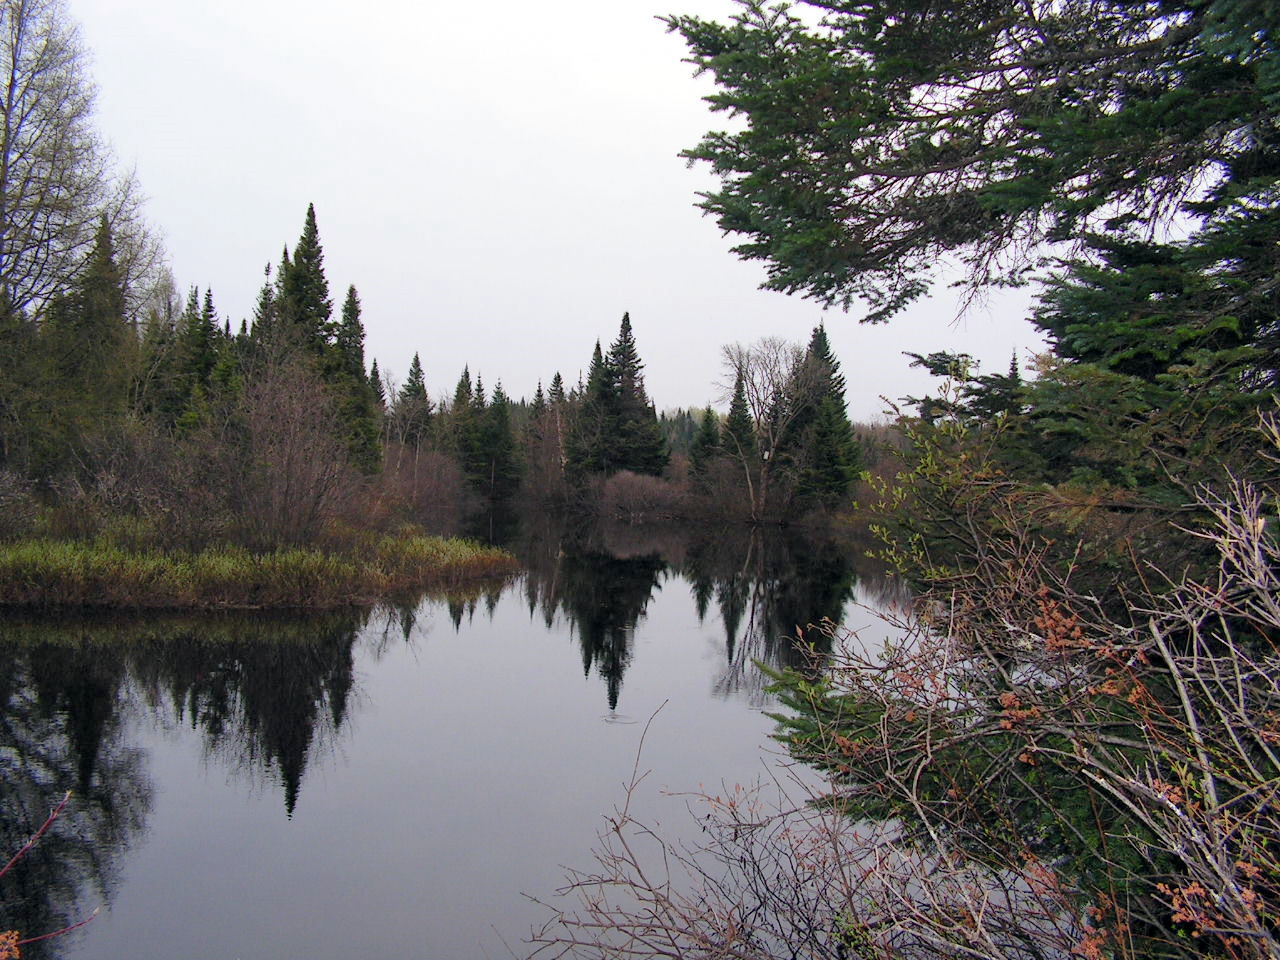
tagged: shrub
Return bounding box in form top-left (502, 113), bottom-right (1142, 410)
top-left (531, 420), bottom-right (1280, 960)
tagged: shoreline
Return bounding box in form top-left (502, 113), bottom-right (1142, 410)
top-left (0, 534), bottom-right (520, 611)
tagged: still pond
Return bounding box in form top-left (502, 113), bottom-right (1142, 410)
top-left (0, 525), bottom-right (905, 959)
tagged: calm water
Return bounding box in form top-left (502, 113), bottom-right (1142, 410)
top-left (0, 526), bottom-right (905, 959)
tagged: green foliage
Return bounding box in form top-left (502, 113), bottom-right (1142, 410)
top-left (667, 0), bottom-right (1280, 320)
top-left (393, 352), bottom-right (432, 447)
top-left (788, 325), bottom-right (861, 509)
top-left (723, 369), bottom-right (756, 463)
top-left (323, 285), bottom-right (381, 473)
top-left (276, 203), bottom-right (332, 352)
top-left (688, 407), bottom-right (721, 486)
top-left (474, 381), bottom-right (521, 501)
top-left (567, 315), bottom-right (669, 479)
top-left (27, 218), bottom-right (133, 475)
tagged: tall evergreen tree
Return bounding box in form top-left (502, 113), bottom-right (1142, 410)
top-left (447, 366), bottom-right (486, 484)
top-left (723, 369), bottom-right (756, 464)
top-left (394, 352), bottom-right (432, 448)
top-left (689, 406), bottom-right (722, 487)
top-left (791, 324), bottom-right (860, 509)
top-left (567, 316), bottom-right (668, 478)
top-left (277, 204), bottom-right (332, 352)
top-left (548, 372), bottom-right (566, 405)
top-left (476, 381), bottom-right (520, 501)
top-left (38, 217), bottom-right (132, 471)
top-left (567, 341), bottom-right (612, 476)
top-left (608, 313), bottom-right (668, 476)
top-left (369, 359), bottom-right (386, 408)
top-left (323, 284), bottom-right (380, 473)
top-left (333, 285), bottom-right (367, 382)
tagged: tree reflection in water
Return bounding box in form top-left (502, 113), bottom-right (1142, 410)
top-left (0, 626), bottom-right (151, 960)
top-left (124, 612), bottom-right (365, 818)
top-left (0, 610), bottom-right (367, 957)
top-left (510, 518), bottom-right (899, 710)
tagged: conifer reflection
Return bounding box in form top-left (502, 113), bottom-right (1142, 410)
top-left (0, 634), bottom-right (150, 960)
top-left (680, 529), bottom-right (859, 703)
top-left (126, 612), bottom-right (364, 818)
top-left (510, 519), bottom-right (881, 709)
top-left (559, 549), bottom-right (666, 710)
top-left (514, 521), bottom-right (668, 710)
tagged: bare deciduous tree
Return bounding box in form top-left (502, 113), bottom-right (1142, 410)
top-left (0, 0), bottom-right (162, 323)
top-left (719, 338), bottom-right (825, 522)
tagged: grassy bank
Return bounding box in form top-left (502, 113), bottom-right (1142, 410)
top-left (0, 532), bottom-right (519, 609)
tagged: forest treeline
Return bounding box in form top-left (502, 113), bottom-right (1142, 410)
top-left (0, 1), bottom-right (873, 565)
top-left (0, 192), bottom-right (869, 551)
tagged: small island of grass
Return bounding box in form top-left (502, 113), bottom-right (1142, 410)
top-left (0, 530), bottom-right (519, 610)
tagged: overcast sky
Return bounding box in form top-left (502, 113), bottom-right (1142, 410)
top-left (72, 0), bottom-right (1045, 421)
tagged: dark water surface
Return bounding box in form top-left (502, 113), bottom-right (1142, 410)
top-left (0, 526), bottom-right (905, 959)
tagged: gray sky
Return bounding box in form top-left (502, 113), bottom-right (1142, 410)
top-left (73, 0), bottom-right (1044, 422)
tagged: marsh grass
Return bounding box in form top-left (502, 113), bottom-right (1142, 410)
top-left (0, 531), bottom-right (518, 610)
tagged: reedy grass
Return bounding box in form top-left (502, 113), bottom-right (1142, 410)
top-left (0, 532), bottom-right (518, 610)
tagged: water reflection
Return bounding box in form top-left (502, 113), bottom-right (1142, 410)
top-left (507, 520), bottom-right (896, 709)
top-left (0, 523), bottom-right (904, 959)
top-left (0, 624), bottom-right (151, 960)
top-left (124, 612), bottom-right (366, 818)
top-left (0, 610), bottom-right (370, 957)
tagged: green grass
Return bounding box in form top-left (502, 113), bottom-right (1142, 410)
top-left (0, 532), bottom-right (519, 610)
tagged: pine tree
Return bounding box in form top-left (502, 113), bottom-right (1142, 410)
top-left (689, 406), bottom-right (722, 487)
top-left (567, 316), bottom-right (669, 478)
top-left (608, 313), bottom-right (668, 476)
top-left (567, 341), bottom-right (612, 476)
top-left (394, 352), bottom-right (432, 448)
top-left (723, 369), bottom-right (756, 463)
top-left (277, 204), bottom-right (332, 352)
top-left (448, 366), bottom-right (485, 484)
top-left (319, 282), bottom-right (380, 472)
top-left (792, 324), bottom-right (860, 509)
top-left (183, 288), bottom-right (219, 391)
top-left (477, 381), bottom-right (520, 501)
top-left (250, 263), bottom-right (280, 345)
top-left (38, 217), bottom-right (132, 471)
top-left (333, 285), bottom-right (367, 382)
top-left (369, 359), bottom-right (386, 408)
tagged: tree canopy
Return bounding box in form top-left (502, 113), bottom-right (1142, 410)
top-left (666, 0), bottom-right (1280, 320)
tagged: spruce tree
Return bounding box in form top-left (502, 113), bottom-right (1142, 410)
top-left (369, 359), bottom-right (386, 408)
top-left (333, 285), bottom-right (367, 381)
top-left (477, 381), bottom-right (520, 501)
top-left (548, 372), bottom-right (566, 405)
top-left (320, 283), bottom-right (380, 472)
top-left (395, 352), bottom-right (432, 448)
top-left (250, 263), bottom-right (280, 345)
top-left (277, 204), bottom-right (332, 352)
top-left (689, 406), bottom-right (722, 487)
top-left (567, 341), bottom-right (612, 476)
top-left (448, 366), bottom-right (485, 484)
top-left (792, 324), bottom-right (860, 509)
top-left (723, 369), bottom-right (756, 463)
top-left (39, 217), bottom-right (131, 471)
top-left (607, 313), bottom-right (668, 476)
